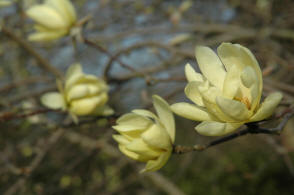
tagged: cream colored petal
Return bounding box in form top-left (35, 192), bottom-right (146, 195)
top-left (249, 83), bottom-right (259, 112)
top-left (45, 0), bottom-right (76, 25)
top-left (240, 66), bottom-right (256, 88)
top-left (66, 84), bottom-right (102, 101)
top-left (152, 95), bottom-right (175, 143)
top-left (117, 113), bottom-right (151, 127)
top-left (69, 95), bottom-right (107, 115)
top-left (250, 92), bottom-right (283, 122)
top-left (41, 92), bottom-right (65, 109)
top-left (126, 139), bottom-right (162, 159)
top-left (141, 124), bottom-right (171, 150)
top-left (171, 102), bottom-right (214, 121)
top-left (112, 134), bottom-right (130, 145)
top-left (222, 64), bottom-right (240, 99)
top-left (65, 63), bottom-right (83, 89)
top-left (132, 109), bottom-right (158, 120)
top-left (26, 5), bottom-right (67, 29)
top-left (216, 96), bottom-right (250, 121)
top-left (197, 81), bottom-right (221, 104)
top-left (141, 151), bottom-right (171, 173)
top-left (184, 81), bottom-right (204, 106)
top-left (195, 46), bottom-right (226, 90)
top-left (185, 63), bottom-right (204, 82)
top-left (195, 121), bottom-right (243, 136)
top-left (217, 42), bottom-right (263, 105)
top-left (118, 145), bottom-right (142, 161)
top-left (28, 30), bottom-right (66, 41)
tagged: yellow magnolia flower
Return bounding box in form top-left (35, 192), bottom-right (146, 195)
top-left (41, 63), bottom-right (113, 122)
top-left (171, 42), bottom-right (283, 136)
top-left (113, 95), bottom-right (175, 173)
top-left (26, 0), bottom-right (76, 42)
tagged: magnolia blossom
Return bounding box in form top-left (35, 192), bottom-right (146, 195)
top-left (171, 42), bottom-right (283, 136)
top-left (26, 0), bottom-right (76, 41)
top-left (113, 95), bottom-right (175, 172)
top-left (41, 63), bottom-right (113, 122)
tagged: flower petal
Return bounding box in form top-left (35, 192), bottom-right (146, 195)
top-left (118, 145), bottom-right (141, 161)
top-left (216, 96), bottom-right (251, 121)
top-left (222, 64), bottom-right (240, 99)
top-left (41, 92), bottom-right (65, 109)
top-left (240, 66), bottom-right (256, 88)
top-left (250, 92), bottom-right (283, 122)
top-left (184, 81), bottom-right (204, 106)
top-left (126, 139), bottom-right (162, 159)
top-left (112, 134), bottom-right (130, 145)
top-left (114, 113), bottom-right (152, 131)
top-left (217, 42), bottom-right (263, 106)
top-left (45, 0), bottom-right (76, 25)
top-left (28, 30), bottom-right (66, 41)
top-left (152, 95), bottom-right (175, 143)
top-left (185, 63), bottom-right (203, 82)
top-left (26, 5), bottom-right (67, 29)
top-left (141, 151), bottom-right (171, 173)
top-left (132, 109), bottom-right (158, 120)
top-left (195, 121), bottom-right (243, 136)
top-left (69, 94), bottom-right (108, 115)
top-left (142, 124), bottom-right (171, 150)
top-left (195, 46), bottom-right (226, 90)
top-left (171, 102), bottom-right (214, 121)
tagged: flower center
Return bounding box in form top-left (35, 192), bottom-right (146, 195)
top-left (235, 97), bottom-right (251, 110)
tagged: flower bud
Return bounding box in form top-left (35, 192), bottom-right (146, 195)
top-left (113, 95), bottom-right (175, 172)
top-left (41, 63), bottom-right (113, 122)
top-left (26, 0), bottom-right (77, 42)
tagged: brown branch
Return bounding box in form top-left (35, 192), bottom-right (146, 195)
top-left (173, 110), bottom-right (294, 154)
top-left (1, 26), bottom-right (63, 78)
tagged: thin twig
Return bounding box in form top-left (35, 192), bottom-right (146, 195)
top-left (1, 26), bottom-right (63, 78)
top-left (173, 110), bottom-right (294, 154)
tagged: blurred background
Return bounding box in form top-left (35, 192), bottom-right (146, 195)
top-left (1, 0), bottom-right (294, 194)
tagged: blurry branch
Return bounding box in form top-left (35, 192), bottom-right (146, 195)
top-left (0, 76), bottom-right (52, 93)
top-left (103, 41), bottom-right (193, 80)
top-left (91, 23), bottom-right (294, 43)
top-left (0, 108), bottom-right (55, 122)
top-left (82, 38), bottom-right (154, 83)
top-left (173, 109), bottom-right (294, 154)
top-left (1, 26), bottom-right (63, 78)
top-left (4, 128), bottom-right (65, 195)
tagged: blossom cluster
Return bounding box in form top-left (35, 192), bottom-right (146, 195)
top-left (22, 0), bottom-right (283, 172)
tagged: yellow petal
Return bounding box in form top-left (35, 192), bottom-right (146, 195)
top-left (132, 109), bottom-right (158, 120)
top-left (152, 95), bottom-right (175, 143)
top-left (126, 139), bottom-right (162, 159)
top-left (222, 64), bottom-right (240, 99)
top-left (171, 102), bottom-right (214, 121)
top-left (28, 30), bottom-right (66, 41)
top-left (217, 42), bottom-right (263, 105)
top-left (45, 0), bottom-right (76, 25)
top-left (114, 113), bottom-right (152, 132)
top-left (112, 134), bottom-right (130, 145)
top-left (26, 5), bottom-right (67, 29)
top-left (142, 124), bottom-right (171, 150)
top-left (195, 46), bottom-right (226, 90)
top-left (65, 63), bottom-right (83, 90)
top-left (69, 94), bottom-right (108, 115)
top-left (240, 66), bottom-right (257, 88)
top-left (41, 92), bottom-right (65, 109)
top-left (250, 92), bottom-right (283, 122)
top-left (216, 96), bottom-right (250, 121)
top-left (141, 151), bottom-right (171, 173)
top-left (66, 84), bottom-right (101, 101)
top-left (195, 121), bottom-right (243, 136)
top-left (184, 81), bottom-right (204, 106)
top-left (118, 145), bottom-right (142, 161)
top-left (185, 63), bottom-right (203, 82)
